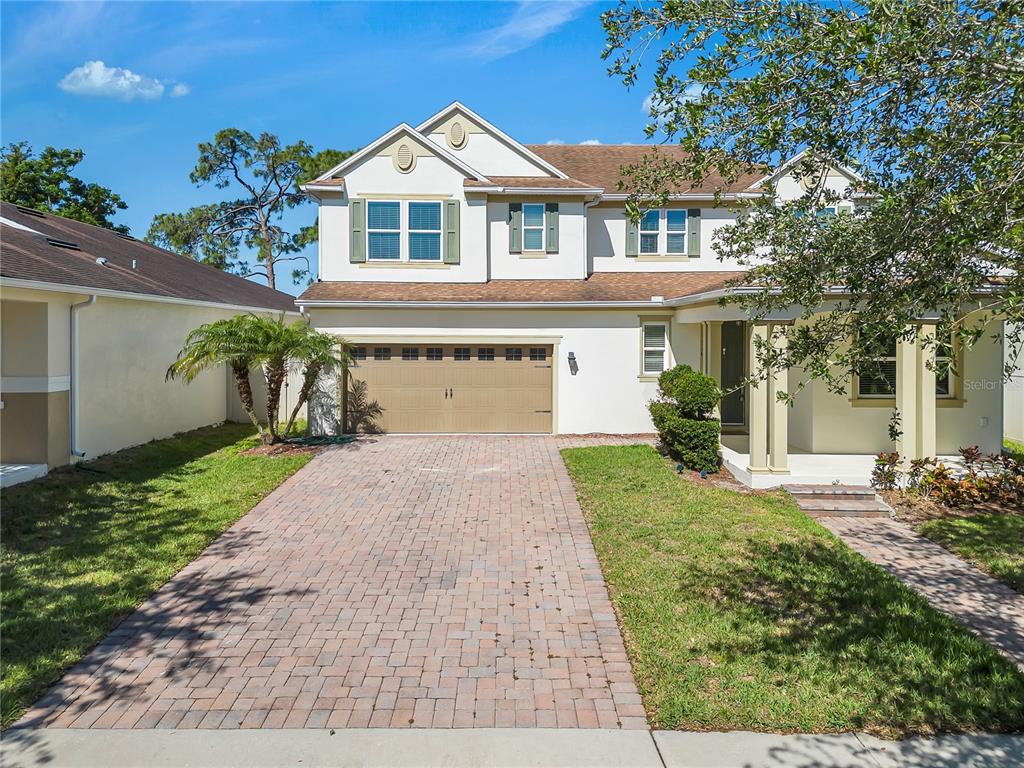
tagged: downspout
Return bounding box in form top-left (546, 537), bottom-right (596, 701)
top-left (70, 294), bottom-right (97, 458)
top-left (583, 196), bottom-right (602, 278)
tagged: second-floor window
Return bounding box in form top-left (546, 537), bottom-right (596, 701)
top-left (367, 200), bottom-right (443, 262)
top-left (523, 203), bottom-right (545, 251)
top-left (640, 209), bottom-right (688, 255)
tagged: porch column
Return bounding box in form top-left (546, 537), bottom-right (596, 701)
top-left (896, 326), bottom-right (919, 463)
top-left (769, 325), bottom-right (789, 474)
top-left (747, 322), bottom-right (770, 474)
top-left (917, 322), bottom-right (937, 459)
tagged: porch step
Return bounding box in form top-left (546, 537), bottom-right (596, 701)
top-left (783, 484), bottom-right (892, 518)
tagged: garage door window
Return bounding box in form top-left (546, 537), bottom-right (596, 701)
top-left (529, 347), bottom-right (547, 361)
top-left (426, 347), bottom-right (443, 360)
top-left (352, 347), bottom-right (367, 361)
top-left (402, 347), bottom-right (419, 361)
top-left (374, 347), bottom-right (392, 361)
top-left (478, 347), bottom-right (495, 361)
top-left (505, 347), bottom-right (523, 361)
top-left (455, 347), bottom-right (471, 361)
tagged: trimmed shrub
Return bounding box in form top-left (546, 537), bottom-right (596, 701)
top-left (649, 365), bottom-right (722, 473)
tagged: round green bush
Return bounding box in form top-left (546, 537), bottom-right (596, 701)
top-left (657, 365), bottom-right (721, 419)
top-left (649, 401), bottom-right (721, 472)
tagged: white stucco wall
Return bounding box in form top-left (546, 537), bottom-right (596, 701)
top-left (426, 128), bottom-right (551, 177)
top-left (1005, 323), bottom-right (1023, 443)
top-left (309, 306), bottom-right (700, 434)
top-left (487, 200), bottom-right (587, 280)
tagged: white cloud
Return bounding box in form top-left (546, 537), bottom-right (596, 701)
top-left (643, 82), bottom-right (705, 120)
top-left (580, 139), bottom-right (601, 145)
top-left (455, 1), bottom-right (590, 61)
top-left (58, 60), bottom-right (189, 101)
top-left (545, 138), bottom-right (565, 145)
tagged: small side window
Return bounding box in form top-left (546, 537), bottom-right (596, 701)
top-left (426, 347), bottom-right (443, 361)
top-left (374, 347), bottom-right (392, 361)
top-left (505, 347), bottom-right (523, 361)
top-left (529, 347), bottom-right (547, 361)
top-left (402, 347), bottom-right (419, 361)
top-left (454, 347), bottom-right (471, 361)
top-left (352, 347), bottom-right (367, 361)
top-left (478, 347), bottom-right (495, 361)
top-left (642, 324), bottom-right (667, 374)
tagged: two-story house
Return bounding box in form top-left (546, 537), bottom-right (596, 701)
top-left (298, 102), bottom-right (1005, 487)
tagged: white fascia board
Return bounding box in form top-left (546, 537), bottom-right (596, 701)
top-left (0, 277), bottom-right (303, 315)
top-left (485, 187), bottom-right (604, 197)
top-left (416, 101), bottom-right (570, 179)
top-left (600, 193), bottom-right (740, 202)
top-left (300, 299), bottom-right (670, 310)
top-left (300, 182), bottom-right (345, 193)
top-left (313, 123), bottom-right (492, 184)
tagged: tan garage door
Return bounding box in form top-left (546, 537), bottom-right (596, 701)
top-left (347, 344), bottom-right (553, 434)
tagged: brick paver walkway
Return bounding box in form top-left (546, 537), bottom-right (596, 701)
top-left (822, 517), bottom-right (1024, 671)
top-left (21, 436), bottom-right (645, 730)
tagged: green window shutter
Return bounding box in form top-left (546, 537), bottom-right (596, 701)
top-left (349, 199), bottom-right (366, 263)
top-left (508, 203), bottom-right (522, 254)
top-left (625, 213), bottom-right (639, 257)
top-left (687, 208), bottom-right (701, 257)
top-left (545, 203), bottom-right (559, 253)
top-left (444, 200), bottom-right (460, 264)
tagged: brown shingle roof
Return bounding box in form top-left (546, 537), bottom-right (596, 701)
top-left (464, 176), bottom-right (596, 189)
top-left (526, 145), bottom-right (764, 195)
top-left (0, 203), bottom-right (297, 312)
top-left (298, 272), bottom-right (740, 305)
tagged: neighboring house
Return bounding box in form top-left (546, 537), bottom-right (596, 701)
top-left (0, 202), bottom-right (302, 486)
top-left (298, 102), bottom-right (1006, 487)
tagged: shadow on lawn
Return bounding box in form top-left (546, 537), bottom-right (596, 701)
top-left (679, 534), bottom-right (1024, 734)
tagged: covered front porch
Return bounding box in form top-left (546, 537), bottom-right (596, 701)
top-left (673, 300), bottom-right (975, 489)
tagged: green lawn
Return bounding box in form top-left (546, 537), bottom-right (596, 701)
top-left (0, 423), bottom-right (314, 727)
top-left (1005, 438), bottom-right (1024, 462)
top-left (561, 444), bottom-right (1024, 735)
top-left (914, 514), bottom-right (1023, 593)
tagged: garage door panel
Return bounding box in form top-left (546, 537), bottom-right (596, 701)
top-left (350, 344), bottom-right (552, 434)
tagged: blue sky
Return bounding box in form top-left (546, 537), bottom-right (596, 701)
top-left (1, 1), bottom-right (657, 294)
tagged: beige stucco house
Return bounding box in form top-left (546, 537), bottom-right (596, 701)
top-left (298, 102), bottom-right (1008, 487)
top-left (0, 202), bottom-right (301, 486)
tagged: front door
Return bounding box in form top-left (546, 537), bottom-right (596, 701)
top-left (720, 321), bottom-right (745, 426)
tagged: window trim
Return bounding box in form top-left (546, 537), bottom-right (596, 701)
top-left (522, 203), bottom-right (546, 252)
top-left (366, 200), bottom-right (445, 263)
top-left (639, 210), bottom-right (660, 255)
top-left (853, 333), bottom-right (962, 402)
top-left (640, 320), bottom-right (670, 377)
top-left (638, 209), bottom-right (690, 256)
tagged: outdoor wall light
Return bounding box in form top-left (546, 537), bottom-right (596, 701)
top-left (568, 352), bottom-right (579, 375)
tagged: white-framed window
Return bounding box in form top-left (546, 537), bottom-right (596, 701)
top-left (935, 338), bottom-right (954, 397)
top-left (639, 210), bottom-right (660, 254)
top-left (366, 200), bottom-right (444, 262)
top-left (408, 201), bottom-right (441, 261)
top-left (642, 323), bottom-right (668, 375)
top-left (639, 209), bottom-right (688, 255)
top-left (523, 203), bottom-right (545, 251)
top-left (666, 210), bottom-right (687, 254)
top-left (367, 201), bottom-right (401, 260)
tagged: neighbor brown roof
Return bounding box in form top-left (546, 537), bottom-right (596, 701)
top-left (527, 145), bottom-right (764, 195)
top-left (299, 271), bottom-right (741, 305)
top-left (0, 203), bottom-right (297, 312)
top-left (465, 176), bottom-right (596, 189)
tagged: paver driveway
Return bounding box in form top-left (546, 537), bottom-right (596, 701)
top-left (21, 437), bottom-right (645, 730)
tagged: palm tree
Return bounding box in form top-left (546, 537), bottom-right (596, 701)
top-left (281, 327), bottom-right (350, 438)
top-left (166, 314), bottom-right (269, 441)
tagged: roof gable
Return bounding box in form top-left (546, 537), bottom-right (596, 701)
top-left (417, 102), bottom-right (568, 179)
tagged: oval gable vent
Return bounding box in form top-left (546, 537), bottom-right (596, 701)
top-left (395, 143), bottom-right (414, 172)
top-left (449, 121), bottom-right (466, 149)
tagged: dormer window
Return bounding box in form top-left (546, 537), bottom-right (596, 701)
top-left (523, 203), bottom-right (545, 251)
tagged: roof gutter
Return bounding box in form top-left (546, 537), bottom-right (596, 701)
top-left (297, 299), bottom-right (677, 310)
top-left (69, 294), bottom-right (96, 459)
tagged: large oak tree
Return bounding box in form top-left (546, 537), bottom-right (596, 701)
top-left (603, 0), bottom-right (1023, 394)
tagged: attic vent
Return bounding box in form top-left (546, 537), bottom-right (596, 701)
top-left (46, 237), bottom-right (80, 251)
top-left (16, 206), bottom-right (45, 218)
top-left (395, 143), bottom-right (414, 172)
top-left (448, 121), bottom-right (467, 149)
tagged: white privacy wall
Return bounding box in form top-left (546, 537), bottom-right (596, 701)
top-left (310, 307), bottom-right (702, 434)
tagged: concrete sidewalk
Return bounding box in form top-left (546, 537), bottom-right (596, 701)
top-left (3, 728), bottom-right (1021, 768)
